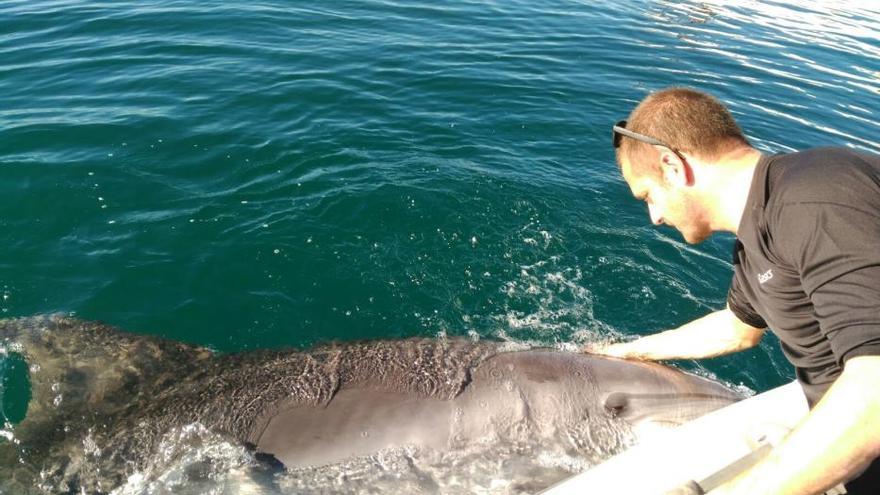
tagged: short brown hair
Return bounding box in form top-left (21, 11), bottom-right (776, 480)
top-left (618, 88), bottom-right (750, 177)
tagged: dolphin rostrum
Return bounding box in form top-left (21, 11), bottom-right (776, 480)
top-left (0, 315), bottom-right (743, 493)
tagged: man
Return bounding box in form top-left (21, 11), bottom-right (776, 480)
top-left (593, 87), bottom-right (880, 494)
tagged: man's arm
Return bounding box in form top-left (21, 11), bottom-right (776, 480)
top-left (712, 355), bottom-right (880, 495)
top-left (590, 306), bottom-right (766, 361)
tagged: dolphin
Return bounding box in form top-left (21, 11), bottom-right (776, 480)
top-left (0, 315), bottom-right (743, 494)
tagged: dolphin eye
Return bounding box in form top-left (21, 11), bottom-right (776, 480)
top-left (604, 392), bottom-right (629, 418)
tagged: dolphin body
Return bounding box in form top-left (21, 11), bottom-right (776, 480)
top-left (0, 315), bottom-right (743, 493)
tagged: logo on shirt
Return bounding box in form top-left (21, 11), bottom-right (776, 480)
top-left (757, 269), bottom-right (773, 285)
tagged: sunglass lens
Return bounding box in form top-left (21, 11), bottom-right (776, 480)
top-left (612, 120), bottom-right (627, 148)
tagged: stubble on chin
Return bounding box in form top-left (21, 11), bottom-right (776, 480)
top-left (680, 226), bottom-right (711, 244)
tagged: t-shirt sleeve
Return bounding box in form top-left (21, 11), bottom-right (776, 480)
top-left (777, 203), bottom-right (880, 364)
top-left (727, 241), bottom-right (768, 329)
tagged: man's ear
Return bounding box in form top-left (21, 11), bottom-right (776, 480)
top-left (656, 147), bottom-right (694, 187)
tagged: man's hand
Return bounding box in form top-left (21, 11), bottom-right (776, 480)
top-left (710, 355), bottom-right (880, 495)
top-left (583, 308), bottom-right (765, 362)
top-left (586, 341), bottom-right (645, 360)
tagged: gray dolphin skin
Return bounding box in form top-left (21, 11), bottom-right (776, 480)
top-left (0, 315), bottom-right (743, 493)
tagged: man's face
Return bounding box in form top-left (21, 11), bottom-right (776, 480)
top-left (620, 156), bottom-right (711, 244)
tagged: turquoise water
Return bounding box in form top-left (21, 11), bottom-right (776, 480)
top-left (1, 0), bottom-right (878, 489)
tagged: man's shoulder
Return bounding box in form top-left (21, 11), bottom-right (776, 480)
top-left (768, 147), bottom-right (880, 207)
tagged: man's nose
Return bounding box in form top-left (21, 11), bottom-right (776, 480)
top-left (647, 203), bottom-right (663, 225)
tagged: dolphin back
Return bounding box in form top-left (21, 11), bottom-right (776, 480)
top-left (0, 316), bottom-right (504, 493)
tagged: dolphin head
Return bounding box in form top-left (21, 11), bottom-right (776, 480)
top-left (585, 354), bottom-right (742, 430)
top-left (466, 350), bottom-right (743, 442)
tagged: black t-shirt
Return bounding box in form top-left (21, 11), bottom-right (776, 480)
top-left (727, 147), bottom-right (880, 406)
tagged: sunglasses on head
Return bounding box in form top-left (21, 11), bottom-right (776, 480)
top-left (612, 120), bottom-right (687, 164)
